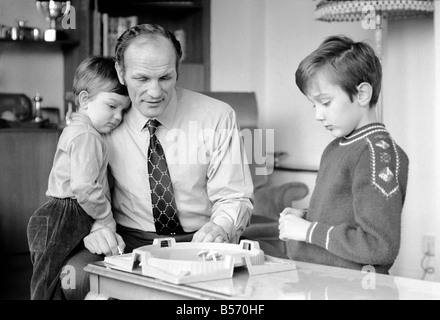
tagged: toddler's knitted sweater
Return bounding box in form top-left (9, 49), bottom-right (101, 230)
top-left (290, 123), bottom-right (409, 274)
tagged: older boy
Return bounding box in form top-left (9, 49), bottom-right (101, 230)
top-left (279, 35), bottom-right (409, 274)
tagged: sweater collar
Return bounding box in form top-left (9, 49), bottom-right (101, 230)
top-left (341, 123), bottom-right (387, 145)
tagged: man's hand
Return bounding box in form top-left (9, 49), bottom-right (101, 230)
top-left (83, 227), bottom-right (126, 256)
top-left (278, 207), bottom-right (311, 242)
top-left (191, 221), bottom-right (229, 243)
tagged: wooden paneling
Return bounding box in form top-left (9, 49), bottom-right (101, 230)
top-left (177, 63), bottom-right (205, 92)
top-left (0, 129), bottom-right (60, 253)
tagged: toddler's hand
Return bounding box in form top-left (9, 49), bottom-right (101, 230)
top-left (84, 227), bottom-right (126, 256)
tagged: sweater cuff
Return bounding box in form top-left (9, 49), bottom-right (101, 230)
top-left (306, 222), bottom-right (334, 250)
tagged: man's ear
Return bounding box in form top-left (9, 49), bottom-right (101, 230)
top-left (115, 62), bottom-right (125, 85)
top-left (78, 90), bottom-right (89, 109)
top-left (357, 82), bottom-right (373, 107)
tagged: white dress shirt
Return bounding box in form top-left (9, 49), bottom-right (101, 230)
top-left (103, 87), bottom-right (254, 242)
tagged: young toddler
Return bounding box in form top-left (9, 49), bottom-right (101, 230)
top-left (27, 56), bottom-right (130, 299)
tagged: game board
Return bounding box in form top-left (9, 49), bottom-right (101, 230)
top-left (104, 238), bottom-right (296, 284)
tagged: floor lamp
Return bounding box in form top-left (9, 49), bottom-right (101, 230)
top-left (314, 0), bottom-right (435, 122)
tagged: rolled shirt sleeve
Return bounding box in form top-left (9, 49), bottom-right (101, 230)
top-left (207, 109), bottom-right (254, 243)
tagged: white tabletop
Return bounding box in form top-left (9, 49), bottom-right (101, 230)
top-left (87, 258), bottom-right (440, 300)
top-left (186, 260), bottom-right (440, 300)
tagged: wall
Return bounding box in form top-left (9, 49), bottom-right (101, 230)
top-left (436, 0), bottom-right (440, 277)
top-left (383, 17), bottom-right (438, 281)
top-left (210, 0), bottom-right (266, 104)
top-left (212, 0), bottom-right (375, 170)
top-left (211, 0), bottom-right (440, 281)
top-left (0, 0), bottom-right (64, 113)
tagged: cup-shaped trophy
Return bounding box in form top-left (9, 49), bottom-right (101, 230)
top-left (36, 1), bottom-right (71, 42)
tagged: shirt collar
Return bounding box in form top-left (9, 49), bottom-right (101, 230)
top-left (156, 88), bottom-right (177, 129)
top-left (125, 88), bottom-right (177, 132)
top-left (71, 112), bottom-right (93, 126)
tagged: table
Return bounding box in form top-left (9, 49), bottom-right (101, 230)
top-left (84, 259), bottom-right (440, 300)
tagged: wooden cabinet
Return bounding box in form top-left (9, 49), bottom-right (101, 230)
top-left (0, 128), bottom-right (60, 253)
top-left (65, 0), bottom-right (211, 94)
top-left (95, 0), bottom-right (211, 91)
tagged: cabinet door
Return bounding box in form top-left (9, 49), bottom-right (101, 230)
top-left (0, 129), bottom-right (59, 254)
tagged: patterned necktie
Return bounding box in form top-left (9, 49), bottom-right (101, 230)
top-left (146, 119), bottom-right (184, 235)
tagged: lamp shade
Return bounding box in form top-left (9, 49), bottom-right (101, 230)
top-left (313, 1), bottom-right (435, 123)
top-left (315, 0), bottom-right (434, 22)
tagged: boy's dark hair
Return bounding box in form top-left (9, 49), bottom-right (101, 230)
top-left (295, 35), bottom-right (382, 107)
top-left (73, 56), bottom-right (128, 106)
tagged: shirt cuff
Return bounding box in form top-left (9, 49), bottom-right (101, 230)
top-left (90, 216), bottom-right (117, 233)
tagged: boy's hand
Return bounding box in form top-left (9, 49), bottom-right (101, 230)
top-left (279, 208), bottom-right (311, 242)
top-left (279, 207), bottom-right (306, 218)
top-left (83, 227), bottom-right (126, 256)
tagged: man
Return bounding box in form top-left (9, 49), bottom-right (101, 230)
top-left (62, 24), bottom-right (254, 299)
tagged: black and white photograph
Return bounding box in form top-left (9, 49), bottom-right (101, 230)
top-left (0, 0), bottom-right (439, 304)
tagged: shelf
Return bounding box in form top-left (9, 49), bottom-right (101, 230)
top-left (0, 39), bottom-right (79, 51)
top-left (129, 0), bottom-right (203, 9)
top-left (130, 0), bottom-right (202, 5)
top-left (98, 0), bottom-right (203, 16)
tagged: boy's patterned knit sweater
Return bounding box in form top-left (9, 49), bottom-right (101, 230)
top-left (290, 123), bottom-right (409, 274)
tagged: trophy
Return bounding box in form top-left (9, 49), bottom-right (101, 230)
top-left (36, 1), bottom-right (71, 42)
top-left (33, 92), bottom-right (44, 123)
